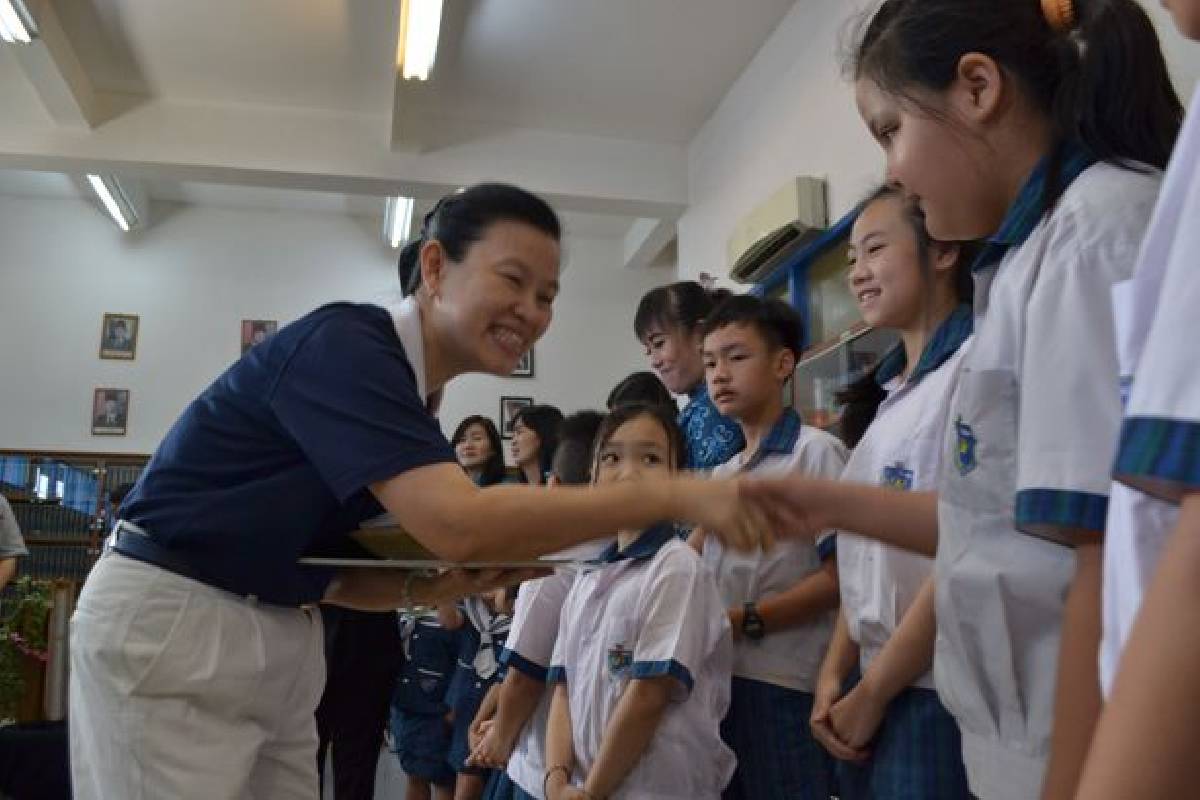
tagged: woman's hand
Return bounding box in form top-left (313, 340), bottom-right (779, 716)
top-left (322, 567), bottom-right (548, 611)
top-left (467, 720), bottom-right (518, 769)
top-left (829, 677), bottom-right (888, 751)
top-left (740, 476), bottom-right (838, 541)
top-left (810, 672), bottom-right (869, 762)
top-left (670, 477), bottom-right (774, 552)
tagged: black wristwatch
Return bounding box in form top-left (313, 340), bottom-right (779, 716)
top-left (741, 602), bottom-right (765, 641)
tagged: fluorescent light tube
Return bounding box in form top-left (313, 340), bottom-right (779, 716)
top-left (398, 0), bottom-right (443, 81)
top-left (385, 196), bottom-right (416, 248)
top-left (0, 0), bottom-right (37, 44)
top-left (87, 174), bottom-right (135, 232)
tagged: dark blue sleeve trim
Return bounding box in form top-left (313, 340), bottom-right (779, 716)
top-left (1015, 488), bottom-right (1108, 538)
top-left (547, 665), bottom-right (567, 683)
top-left (1114, 416), bottom-right (1200, 499)
top-left (816, 535), bottom-right (837, 562)
top-left (498, 647), bottom-right (549, 682)
top-left (631, 659), bottom-right (693, 694)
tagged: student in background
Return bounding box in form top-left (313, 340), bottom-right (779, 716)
top-left (812, 185), bottom-right (974, 799)
top-left (0, 495), bottom-right (28, 593)
top-left (390, 607), bottom-right (459, 800)
top-left (545, 403), bottom-right (734, 800)
top-left (1076, 3), bottom-right (1200, 798)
top-left (634, 282), bottom-right (744, 470)
top-left (454, 416), bottom-right (508, 487)
top-left (443, 589), bottom-right (515, 800)
top-left (743, 2), bottom-right (1182, 797)
top-left (511, 405), bottom-right (564, 485)
top-left (467, 410), bottom-right (607, 800)
top-left (606, 371), bottom-right (674, 412)
top-left (697, 295), bottom-right (846, 800)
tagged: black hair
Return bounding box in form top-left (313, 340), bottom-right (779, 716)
top-left (606, 371), bottom-right (675, 411)
top-left (633, 281), bottom-right (733, 342)
top-left (451, 415), bottom-right (507, 487)
top-left (835, 184), bottom-right (981, 447)
top-left (551, 410), bottom-right (606, 486)
top-left (592, 402), bottom-right (686, 473)
top-left (397, 183), bottom-right (562, 296)
top-left (512, 404), bottom-right (564, 482)
top-left (108, 481), bottom-right (135, 508)
top-left (700, 294), bottom-right (805, 361)
top-left (852, 0), bottom-right (1182, 207)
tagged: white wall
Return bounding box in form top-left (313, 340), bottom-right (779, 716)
top-left (0, 194), bottom-right (667, 456)
top-left (678, 0), bottom-right (1200, 284)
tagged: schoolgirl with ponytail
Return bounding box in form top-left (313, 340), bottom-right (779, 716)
top-left (743, 2), bottom-right (1184, 798)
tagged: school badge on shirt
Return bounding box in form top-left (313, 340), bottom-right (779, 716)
top-left (880, 462), bottom-right (914, 491)
top-left (955, 417), bottom-right (978, 475)
top-left (607, 643), bottom-right (633, 677)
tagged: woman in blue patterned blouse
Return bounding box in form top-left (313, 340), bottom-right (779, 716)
top-left (634, 281), bottom-right (745, 471)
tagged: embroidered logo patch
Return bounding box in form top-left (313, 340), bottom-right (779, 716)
top-left (606, 643), bottom-right (632, 677)
top-left (955, 417), bottom-right (978, 475)
top-left (881, 462), bottom-right (914, 491)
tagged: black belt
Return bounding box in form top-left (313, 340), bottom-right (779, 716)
top-left (110, 522), bottom-right (264, 604)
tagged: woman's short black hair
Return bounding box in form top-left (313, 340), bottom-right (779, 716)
top-left (512, 404), bottom-right (564, 481)
top-left (551, 410), bottom-right (606, 486)
top-left (606, 371), bottom-right (675, 411)
top-left (398, 183), bottom-right (562, 296)
top-left (451, 415), bottom-right (507, 487)
top-left (633, 281), bottom-right (732, 342)
top-left (592, 402), bottom-right (686, 472)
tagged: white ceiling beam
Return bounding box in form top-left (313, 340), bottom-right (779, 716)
top-left (0, 98), bottom-right (688, 218)
top-left (622, 216), bottom-right (676, 270)
top-left (8, 0), bottom-right (110, 128)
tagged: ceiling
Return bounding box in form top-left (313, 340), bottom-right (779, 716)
top-left (0, 0), bottom-right (797, 260)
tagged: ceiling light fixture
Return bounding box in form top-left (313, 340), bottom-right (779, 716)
top-left (0, 0), bottom-right (37, 44)
top-left (87, 174), bottom-right (138, 232)
top-left (397, 0), bottom-right (443, 81)
top-left (384, 196), bottom-right (416, 248)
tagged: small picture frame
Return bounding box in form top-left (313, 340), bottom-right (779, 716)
top-left (99, 313), bottom-right (139, 360)
top-left (241, 319), bottom-right (278, 354)
top-left (500, 396), bottom-right (533, 439)
top-left (91, 388), bottom-right (130, 436)
top-left (512, 348), bottom-right (534, 378)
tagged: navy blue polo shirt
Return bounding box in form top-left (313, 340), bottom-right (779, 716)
top-left (121, 302), bottom-right (457, 605)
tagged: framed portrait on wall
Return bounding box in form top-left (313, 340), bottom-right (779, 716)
top-left (99, 313), bottom-right (139, 360)
top-left (499, 396), bottom-right (533, 439)
top-left (92, 388), bottom-right (130, 436)
top-left (241, 319), bottom-right (278, 354)
top-left (512, 348), bottom-right (534, 378)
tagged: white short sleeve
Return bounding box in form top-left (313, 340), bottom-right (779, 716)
top-left (1015, 176), bottom-right (1158, 542)
top-left (503, 570), bottom-right (576, 680)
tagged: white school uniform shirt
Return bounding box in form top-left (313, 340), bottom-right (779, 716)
top-left (704, 409), bottom-right (846, 692)
top-left (501, 540), bottom-right (611, 799)
top-left (1101, 87), bottom-right (1200, 696)
top-left (838, 307), bottom-right (971, 689)
top-left (549, 526), bottom-right (735, 800)
top-left (933, 150), bottom-right (1161, 800)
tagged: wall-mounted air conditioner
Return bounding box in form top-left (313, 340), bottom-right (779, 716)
top-left (727, 177), bottom-right (828, 284)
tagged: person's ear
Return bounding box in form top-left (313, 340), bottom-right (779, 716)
top-left (420, 240), bottom-right (448, 299)
top-left (949, 52), bottom-right (1006, 126)
top-left (774, 347), bottom-right (796, 382)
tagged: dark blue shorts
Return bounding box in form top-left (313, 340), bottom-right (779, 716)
top-left (390, 710), bottom-right (455, 786)
top-left (446, 664), bottom-right (500, 776)
top-left (720, 677), bottom-right (835, 800)
top-left (836, 685), bottom-right (972, 800)
top-left (483, 770), bottom-right (540, 800)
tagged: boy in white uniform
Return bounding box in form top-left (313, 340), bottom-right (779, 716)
top-left (698, 295), bottom-right (846, 800)
top-left (1076, 5), bottom-right (1200, 797)
top-left (545, 404), bottom-right (734, 800)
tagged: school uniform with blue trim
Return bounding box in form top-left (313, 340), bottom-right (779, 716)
top-left (1101, 86), bottom-right (1200, 695)
top-left (390, 611), bottom-right (459, 787)
top-left (836, 307), bottom-right (972, 800)
top-left (446, 596), bottom-right (512, 776)
top-left (485, 541), bottom-right (610, 800)
top-left (934, 146), bottom-right (1161, 800)
top-left (679, 383), bottom-right (745, 471)
top-left (548, 525), bottom-right (735, 800)
top-left (704, 409), bottom-right (846, 800)
top-left (68, 297), bottom-right (457, 800)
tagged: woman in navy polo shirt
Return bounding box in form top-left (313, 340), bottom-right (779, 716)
top-left (67, 183), bottom-right (765, 800)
